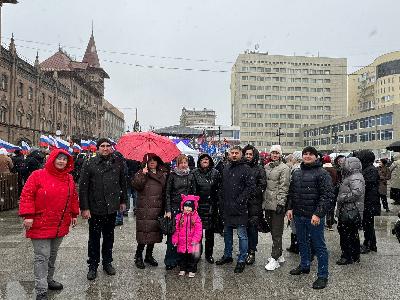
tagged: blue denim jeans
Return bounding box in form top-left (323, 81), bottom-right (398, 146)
top-left (294, 215), bottom-right (329, 279)
top-left (247, 224), bottom-right (258, 252)
top-left (224, 225), bottom-right (248, 263)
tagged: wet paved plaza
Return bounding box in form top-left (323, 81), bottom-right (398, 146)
top-left (0, 207), bottom-right (399, 300)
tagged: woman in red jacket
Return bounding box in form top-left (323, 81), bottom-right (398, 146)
top-left (19, 149), bottom-right (79, 300)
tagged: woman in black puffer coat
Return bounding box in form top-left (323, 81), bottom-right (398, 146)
top-left (192, 154), bottom-right (221, 263)
top-left (355, 150), bottom-right (380, 254)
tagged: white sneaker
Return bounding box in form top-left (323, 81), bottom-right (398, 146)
top-left (265, 258), bottom-right (280, 271)
top-left (178, 271), bottom-right (185, 276)
top-left (267, 256), bottom-right (285, 263)
top-left (188, 272), bottom-right (195, 278)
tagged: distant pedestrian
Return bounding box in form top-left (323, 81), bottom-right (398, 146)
top-left (79, 138), bottom-right (127, 281)
top-left (263, 145), bottom-right (290, 271)
top-left (172, 195), bottom-right (202, 278)
top-left (336, 157), bottom-right (365, 265)
top-left (378, 158), bottom-right (391, 212)
top-left (0, 147), bottom-right (13, 173)
top-left (287, 146), bottom-right (334, 290)
top-left (356, 150), bottom-right (380, 254)
top-left (216, 146), bottom-right (255, 274)
top-left (132, 154), bottom-right (166, 269)
top-left (322, 155), bottom-right (338, 231)
top-left (19, 149), bottom-right (79, 300)
top-left (389, 153), bottom-right (400, 205)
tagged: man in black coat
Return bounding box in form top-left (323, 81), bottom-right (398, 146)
top-left (355, 150), bottom-right (380, 254)
top-left (287, 146), bottom-right (334, 290)
top-left (242, 144), bottom-right (266, 265)
top-left (79, 138), bottom-right (127, 280)
top-left (192, 153), bottom-right (221, 264)
top-left (216, 146), bottom-right (255, 273)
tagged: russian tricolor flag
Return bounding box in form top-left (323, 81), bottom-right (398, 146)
top-left (73, 143), bottom-right (82, 153)
top-left (55, 137), bottom-right (71, 151)
top-left (0, 139), bottom-right (21, 152)
top-left (89, 140), bottom-right (97, 152)
top-left (39, 135), bottom-right (50, 147)
top-left (81, 140), bottom-right (90, 151)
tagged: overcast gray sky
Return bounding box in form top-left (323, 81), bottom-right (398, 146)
top-left (3, 0), bottom-right (400, 129)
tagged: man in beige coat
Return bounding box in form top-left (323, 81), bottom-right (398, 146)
top-left (0, 148), bottom-right (13, 173)
top-left (263, 145), bottom-right (290, 271)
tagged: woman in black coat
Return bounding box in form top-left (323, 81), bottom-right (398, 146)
top-left (355, 150), bottom-right (380, 254)
top-left (192, 153), bottom-right (221, 264)
top-left (164, 154), bottom-right (194, 270)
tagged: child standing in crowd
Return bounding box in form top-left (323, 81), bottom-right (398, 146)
top-left (172, 195), bottom-right (202, 278)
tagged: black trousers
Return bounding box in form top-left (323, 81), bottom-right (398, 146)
top-left (204, 228), bottom-right (214, 257)
top-left (362, 211), bottom-right (377, 249)
top-left (380, 194), bottom-right (389, 210)
top-left (136, 243), bottom-right (154, 257)
top-left (87, 213), bottom-right (116, 268)
top-left (179, 252), bottom-right (199, 273)
top-left (338, 221), bottom-right (360, 260)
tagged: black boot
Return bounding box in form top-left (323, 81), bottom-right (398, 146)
top-left (245, 250), bottom-right (255, 265)
top-left (286, 234), bottom-right (299, 254)
top-left (135, 253), bottom-right (145, 269)
top-left (36, 292), bottom-right (48, 300)
top-left (144, 244), bottom-right (158, 266)
top-left (87, 266), bottom-right (97, 281)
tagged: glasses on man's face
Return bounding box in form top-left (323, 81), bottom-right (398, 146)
top-left (100, 144), bottom-right (111, 148)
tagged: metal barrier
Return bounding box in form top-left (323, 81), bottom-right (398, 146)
top-left (0, 173), bottom-right (18, 211)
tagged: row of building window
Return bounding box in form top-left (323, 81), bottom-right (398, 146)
top-left (242, 113), bottom-right (331, 120)
top-left (303, 113), bottom-right (393, 137)
top-left (241, 60), bottom-right (332, 67)
top-left (242, 131), bottom-right (300, 138)
top-left (241, 76), bottom-right (331, 84)
top-left (241, 67), bottom-right (332, 75)
top-left (242, 104), bottom-right (331, 111)
top-left (241, 94), bottom-right (332, 102)
top-left (242, 122), bottom-right (310, 129)
top-left (304, 129), bottom-right (394, 146)
top-left (241, 85), bottom-right (331, 93)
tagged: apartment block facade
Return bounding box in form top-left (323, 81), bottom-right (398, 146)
top-left (180, 107), bottom-right (216, 126)
top-left (231, 52), bottom-right (347, 152)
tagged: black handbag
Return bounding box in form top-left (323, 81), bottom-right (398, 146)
top-left (339, 204), bottom-right (361, 226)
top-left (158, 216), bottom-right (176, 236)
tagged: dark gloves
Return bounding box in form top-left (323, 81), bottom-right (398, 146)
top-left (275, 205), bottom-right (286, 215)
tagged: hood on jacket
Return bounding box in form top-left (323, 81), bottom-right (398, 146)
top-left (342, 157), bottom-right (362, 175)
top-left (355, 150), bottom-right (375, 169)
top-left (196, 153), bottom-right (215, 168)
top-left (180, 194), bottom-right (200, 212)
top-left (393, 153), bottom-right (400, 161)
top-left (44, 149), bottom-right (74, 176)
top-left (242, 144), bottom-right (260, 167)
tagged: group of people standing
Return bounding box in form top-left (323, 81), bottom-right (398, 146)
top-left (17, 136), bottom-right (398, 299)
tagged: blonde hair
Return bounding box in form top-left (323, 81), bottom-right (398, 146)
top-left (176, 154), bottom-right (188, 166)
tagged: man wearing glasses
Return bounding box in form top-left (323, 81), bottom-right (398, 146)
top-left (79, 138), bottom-right (127, 280)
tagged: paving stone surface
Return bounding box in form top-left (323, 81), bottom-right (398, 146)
top-left (0, 206), bottom-right (399, 300)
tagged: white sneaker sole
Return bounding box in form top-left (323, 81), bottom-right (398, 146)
top-left (265, 263), bottom-right (280, 271)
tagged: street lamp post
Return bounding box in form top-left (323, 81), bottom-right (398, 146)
top-left (276, 127), bottom-right (284, 145)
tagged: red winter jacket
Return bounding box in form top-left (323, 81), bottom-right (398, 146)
top-left (19, 149), bottom-right (79, 239)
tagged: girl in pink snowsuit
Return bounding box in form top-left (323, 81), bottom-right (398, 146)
top-left (172, 194), bottom-right (203, 277)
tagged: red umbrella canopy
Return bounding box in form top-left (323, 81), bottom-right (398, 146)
top-left (116, 131), bottom-right (181, 162)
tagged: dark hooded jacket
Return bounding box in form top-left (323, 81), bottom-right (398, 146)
top-left (165, 167), bottom-right (194, 213)
top-left (287, 161), bottom-right (334, 218)
top-left (242, 145), bottom-right (267, 224)
top-left (355, 150), bottom-right (381, 216)
top-left (192, 154), bottom-right (221, 230)
top-left (220, 158), bottom-right (256, 225)
top-left (24, 150), bottom-right (45, 180)
top-left (132, 154), bottom-right (166, 244)
top-left (79, 152), bottom-right (128, 215)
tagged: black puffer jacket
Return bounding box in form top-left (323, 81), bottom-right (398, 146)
top-left (24, 150), bottom-right (45, 180)
top-left (288, 161), bottom-right (334, 218)
top-left (356, 150), bottom-right (381, 216)
top-left (79, 154), bottom-right (128, 215)
top-left (220, 159), bottom-right (255, 225)
top-left (242, 145), bottom-right (267, 224)
top-left (192, 154), bottom-right (221, 230)
top-left (165, 169), bottom-right (194, 213)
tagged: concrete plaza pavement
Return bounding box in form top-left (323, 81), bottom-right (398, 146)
top-left (0, 207), bottom-right (399, 300)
